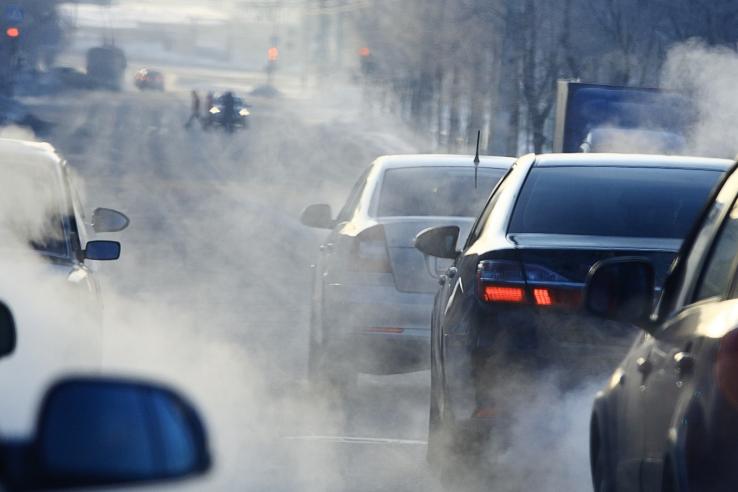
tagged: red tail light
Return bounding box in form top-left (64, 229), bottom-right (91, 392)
top-left (717, 328), bottom-right (738, 409)
top-left (532, 287), bottom-right (582, 308)
top-left (533, 288), bottom-right (553, 306)
top-left (348, 225), bottom-right (391, 273)
top-left (478, 260), bottom-right (583, 308)
top-left (478, 260), bottom-right (527, 304)
top-left (483, 285), bottom-right (526, 303)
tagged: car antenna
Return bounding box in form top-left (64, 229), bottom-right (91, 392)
top-left (473, 130), bottom-right (481, 189)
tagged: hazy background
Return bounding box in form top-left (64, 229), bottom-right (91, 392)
top-left (0, 1), bottom-right (737, 491)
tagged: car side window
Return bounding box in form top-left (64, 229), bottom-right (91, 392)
top-left (694, 198), bottom-right (738, 302)
top-left (336, 167), bottom-right (370, 223)
top-left (465, 169), bottom-right (511, 249)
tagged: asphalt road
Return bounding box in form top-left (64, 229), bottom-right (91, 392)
top-left (12, 72), bottom-right (596, 491)
top-left (20, 79), bottom-right (446, 491)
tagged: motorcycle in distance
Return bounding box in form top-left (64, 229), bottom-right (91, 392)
top-left (206, 91), bottom-right (251, 133)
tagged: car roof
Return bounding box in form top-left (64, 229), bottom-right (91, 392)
top-left (533, 153), bottom-right (732, 171)
top-left (373, 154), bottom-right (515, 170)
top-left (0, 138), bottom-right (62, 169)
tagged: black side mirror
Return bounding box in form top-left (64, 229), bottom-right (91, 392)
top-left (22, 377), bottom-right (211, 490)
top-left (585, 257), bottom-right (656, 327)
top-left (300, 204), bottom-right (334, 229)
top-left (0, 301), bottom-right (16, 359)
top-left (414, 226), bottom-right (460, 259)
top-left (92, 208), bottom-right (130, 233)
top-left (84, 240), bottom-right (121, 261)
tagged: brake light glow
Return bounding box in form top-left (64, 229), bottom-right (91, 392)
top-left (477, 259), bottom-right (583, 308)
top-left (717, 328), bottom-right (738, 410)
top-left (483, 285), bottom-right (526, 303)
top-left (533, 288), bottom-right (553, 306)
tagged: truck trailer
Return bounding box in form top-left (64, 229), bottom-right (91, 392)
top-left (553, 80), bottom-right (693, 154)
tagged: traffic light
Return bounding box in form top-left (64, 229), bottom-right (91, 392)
top-left (267, 47), bottom-right (279, 63)
top-left (5, 27), bottom-right (19, 38)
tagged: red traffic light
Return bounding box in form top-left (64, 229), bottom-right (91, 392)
top-left (267, 47), bottom-right (279, 62)
top-left (6, 27), bottom-right (19, 38)
top-left (358, 47), bottom-right (371, 58)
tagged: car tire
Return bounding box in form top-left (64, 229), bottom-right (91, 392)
top-left (308, 332), bottom-right (357, 397)
top-left (593, 432), bottom-right (614, 492)
top-left (427, 359), bottom-right (479, 470)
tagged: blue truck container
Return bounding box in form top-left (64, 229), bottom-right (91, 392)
top-left (552, 80), bottom-right (693, 153)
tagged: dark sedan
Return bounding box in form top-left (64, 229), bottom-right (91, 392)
top-left (415, 153), bottom-right (731, 465)
top-left (585, 161), bottom-right (738, 491)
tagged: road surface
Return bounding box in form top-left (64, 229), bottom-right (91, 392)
top-left (16, 69), bottom-right (595, 491)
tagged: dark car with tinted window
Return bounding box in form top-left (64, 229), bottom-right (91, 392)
top-left (585, 161), bottom-right (738, 492)
top-left (415, 153), bottom-right (731, 463)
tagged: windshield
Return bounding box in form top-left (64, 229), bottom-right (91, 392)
top-left (509, 166), bottom-right (722, 238)
top-left (377, 167), bottom-right (505, 217)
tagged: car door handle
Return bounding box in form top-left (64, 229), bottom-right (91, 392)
top-left (636, 357), bottom-right (652, 375)
top-left (674, 352), bottom-right (695, 376)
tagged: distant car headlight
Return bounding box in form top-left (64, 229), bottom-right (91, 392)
top-left (209, 107), bottom-right (221, 114)
top-left (239, 108), bottom-right (250, 116)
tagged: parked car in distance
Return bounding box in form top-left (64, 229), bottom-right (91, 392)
top-left (586, 161), bottom-right (738, 492)
top-left (134, 68), bottom-right (165, 91)
top-left (301, 154), bottom-right (514, 390)
top-left (416, 153), bottom-right (731, 464)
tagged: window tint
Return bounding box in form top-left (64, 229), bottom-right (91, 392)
top-left (695, 200), bottom-right (738, 301)
top-left (336, 167), bottom-right (370, 223)
top-left (509, 166), bottom-right (721, 238)
top-left (377, 167), bottom-right (505, 217)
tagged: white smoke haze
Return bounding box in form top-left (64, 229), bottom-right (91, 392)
top-left (0, 73), bottom-right (609, 492)
top-left (0, 250), bottom-right (100, 436)
top-left (0, 4), bottom-right (671, 492)
top-left (661, 40), bottom-right (738, 159)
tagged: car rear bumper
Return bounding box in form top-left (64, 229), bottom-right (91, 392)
top-left (322, 280), bottom-right (433, 373)
top-left (443, 306), bottom-right (637, 420)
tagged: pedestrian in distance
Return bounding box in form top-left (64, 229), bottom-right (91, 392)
top-left (185, 90), bottom-right (201, 129)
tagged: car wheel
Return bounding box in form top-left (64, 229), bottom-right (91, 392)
top-left (593, 433), bottom-right (614, 492)
top-left (427, 358), bottom-right (479, 470)
top-left (308, 329), bottom-right (356, 396)
top-left (427, 363), bottom-right (446, 466)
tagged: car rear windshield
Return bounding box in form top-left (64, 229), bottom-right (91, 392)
top-left (508, 166), bottom-right (722, 238)
top-left (377, 167), bottom-right (506, 217)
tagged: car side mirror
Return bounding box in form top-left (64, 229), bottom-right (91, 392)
top-left (414, 226), bottom-right (460, 259)
top-left (300, 204), bottom-right (334, 229)
top-left (29, 377), bottom-right (211, 490)
top-left (0, 301), bottom-right (16, 359)
top-left (84, 240), bottom-right (121, 261)
top-left (92, 208), bottom-right (130, 233)
top-left (585, 257), bottom-right (656, 328)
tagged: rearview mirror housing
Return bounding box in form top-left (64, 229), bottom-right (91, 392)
top-left (300, 204), bottom-right (334, 229)
top-left (585, 257), bottom-right (656, 328)
top-left (84, 240), bottom-right (121, 261)
top-left (414, 225), bottom-right (460, 259)
top-left (92, 208), bottom-right (130, 233)
top-left (0, 301), bottom-right (16, 359)
top-left (29, 377), bottom-right (211, 490)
